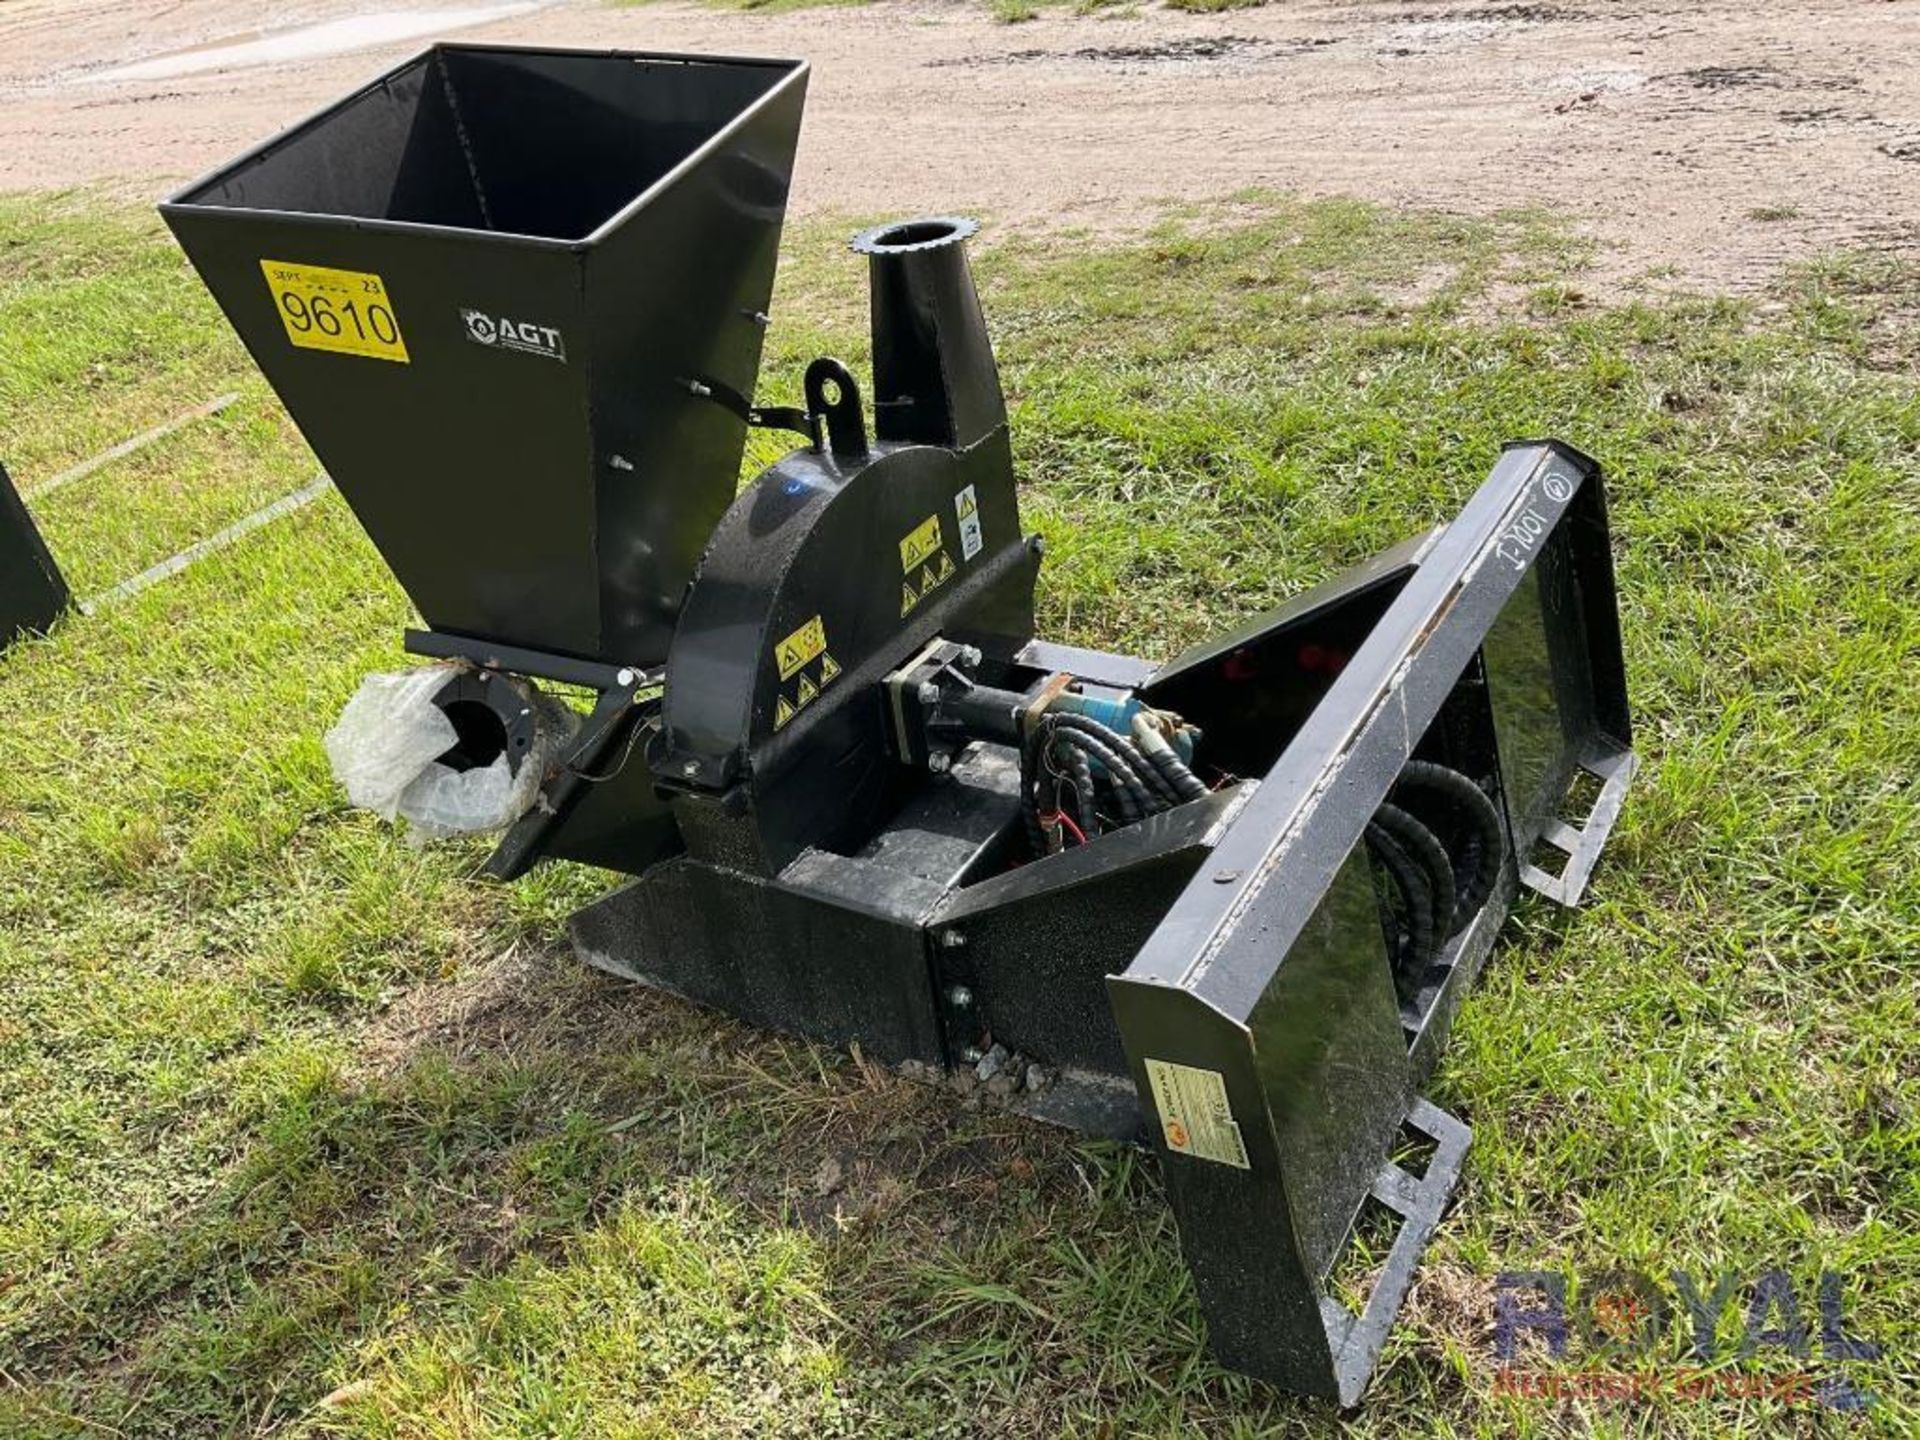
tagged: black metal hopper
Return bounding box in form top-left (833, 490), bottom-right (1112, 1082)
top-left (161, 44), bottom-right (809, 666)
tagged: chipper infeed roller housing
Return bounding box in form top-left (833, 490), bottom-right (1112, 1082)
top-left (164, 44), bottom-right (1637, 1403)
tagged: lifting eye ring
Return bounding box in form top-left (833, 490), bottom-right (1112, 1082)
top-left (804, 357), bottom-right (868, 460)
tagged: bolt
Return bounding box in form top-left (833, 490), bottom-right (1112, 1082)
top-left (947, 985), bottom-right (974, 1008)
top-left (927, 752), bottom-right (952, 776)
top-left (615, 667), bottom-right (636, 687)
top-left (917, 681), bottom-right (942, 707)
top-left (681, 760), bottom-right (700, 778)
top-left (962, 1046), bottom-right (984, 1064)
top-left (1213, 868), bottom-right (1241, 884)
top-left (938, 928), bottom-right (967, 948)
top-left (959, 645), bottom-right (983, 667)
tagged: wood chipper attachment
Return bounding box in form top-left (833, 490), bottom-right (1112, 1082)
top-left (164, 44), bottom-right (1636, 1404)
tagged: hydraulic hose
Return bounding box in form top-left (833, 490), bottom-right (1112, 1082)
top-left (1371, 801), bottom-right (1455, 937)
top-left (1394, 760), bottom-right (1505, 925)
top-left (1049, 723), bottom-right (1151, 823)
top-left (1014, 709), bottom-right (1210, 860)
top-left (1366, 821), bottom-right (1437, 978)
top-left (1050, 713), bottom-right (1176, 810)
top-left (1061, 744), bottom-right (1098, 836)
top-left (1019, 722), bottom-right (1054, 855)
top-left (1131, 713), bottom-right (1209, 803)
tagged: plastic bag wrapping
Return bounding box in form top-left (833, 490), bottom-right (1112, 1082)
top-left (395, 755), bottom-right (528, 840)
top-left (324, 668), bottom-right (459, 821)
top-left (324, 667), bottom-right (579, 839)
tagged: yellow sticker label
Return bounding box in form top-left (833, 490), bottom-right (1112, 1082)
top-left (901, 582), bottom-right (920, 617)
top-left (819, 652), bottom-right (842, 686)
top-left (773, 615), bottom-right (827, 681)
top-left (1145, 1058), bottom-right (1249, 1169)
top-left (774, 695), bottom-right (798, 730)
top-left (900, 515), bottom-right (943, 573)
top-left (260, 260), bottom-right (409, 363)
top-left (797, 673), bottom-right (819, 707)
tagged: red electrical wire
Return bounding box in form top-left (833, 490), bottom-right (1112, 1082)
top-left (1040, 809), bottom-right (1089, 846)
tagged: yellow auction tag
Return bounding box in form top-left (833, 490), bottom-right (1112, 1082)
top-left (259, 260), bottom-right (409, 363)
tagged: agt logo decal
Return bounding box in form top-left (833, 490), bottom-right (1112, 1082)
top-left (461, 308), bottom-right (566, 362)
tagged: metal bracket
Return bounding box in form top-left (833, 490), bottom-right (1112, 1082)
top-left (403, 627), bottom-right (636, 693)
top-left (1325, 1098), bottom-right (1471, 1407)
top-left (483, 670), bottom-right (659, 882)
top-left (684, 373), bottom-right (822, 448)
top-left (1519, 746), bottom-right (1638, 906)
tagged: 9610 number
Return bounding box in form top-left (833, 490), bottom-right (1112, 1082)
top-left (260, 260), bottom-right (410, 364)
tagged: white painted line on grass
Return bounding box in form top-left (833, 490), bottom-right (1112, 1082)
top-left (24, 392), bottom-right (241, 501)
top-left (80, 475), bottom-right (332, 613)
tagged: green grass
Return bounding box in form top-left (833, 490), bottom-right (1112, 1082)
top-left (2, 186), bottom-right (1918, 1435)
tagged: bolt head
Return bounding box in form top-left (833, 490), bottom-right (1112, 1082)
top-left (681, 760), bottom-right (700, 777)
top-left (916, 681), bottom-right (942, 707)
top-left (947, 985), bottom-right (974, 1008)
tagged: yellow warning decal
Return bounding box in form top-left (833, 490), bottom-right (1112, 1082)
top-left (773, 615), bottom-right (828, 681)
top-left (775, 652), bottom-right (839, 731)
top-left (260, 260), bottom-right (409, 363)
top-left (900, 514), bottom-right (943, 573)
top-left (1145, 1058), bottom-right (1249, 1169)
top-left (903, 548), bottom-right (956, 615)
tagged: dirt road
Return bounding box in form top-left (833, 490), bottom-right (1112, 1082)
top-left (3, 0), bottom-right (1917, 292)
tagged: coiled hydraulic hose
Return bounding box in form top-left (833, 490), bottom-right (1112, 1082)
top-left (1365, 761), bottom-right (1507, 990)
top-left (1019, 709), bottom-right (1208, 852)
top-left (1050, 713), bottom-right (1177, 810)
top-left (1365, 820), bottom-right (1437, 976)
top-left (1394, 759), bottom-right (1505, 925)
top-left (1131, 713), bottom-right (1210, 804)
top-left (1051, 721), bottom-right (1152, 823)
top-left (1372, 801), bottom-right (1455, 931)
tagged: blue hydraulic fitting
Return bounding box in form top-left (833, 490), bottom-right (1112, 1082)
top-left (1047, 690), bottom-right (1195, 762)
